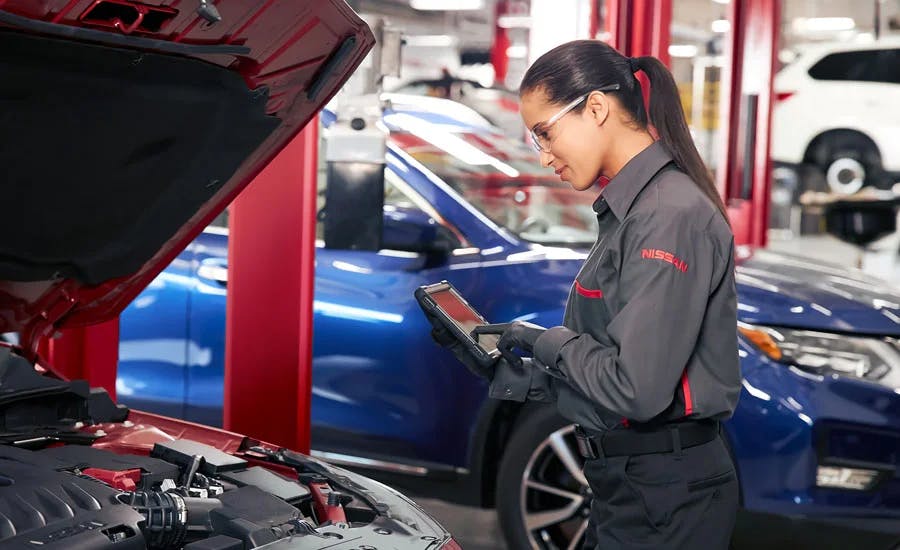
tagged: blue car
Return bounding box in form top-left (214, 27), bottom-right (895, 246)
top-left (118, 95), bottom-right (900, 549)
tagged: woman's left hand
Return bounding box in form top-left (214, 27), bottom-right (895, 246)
top-left (472, 321), bottom-right (546, 367)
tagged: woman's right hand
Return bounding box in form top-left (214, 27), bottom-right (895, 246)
top-left (471, 321), bottom-right (547, 367)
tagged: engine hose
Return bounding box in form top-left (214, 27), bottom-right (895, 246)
top-left (117, 491), bottom-right (222, 549)
top-left (118, 491), bottom-right (187, 549)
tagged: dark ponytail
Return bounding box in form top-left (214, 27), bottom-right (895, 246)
top-left (632, 55), bottom-right (728, 222)
top-left (520, 40), bottom-right (729, 223)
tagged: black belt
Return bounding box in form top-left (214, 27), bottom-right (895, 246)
top-left (574, 420), bottom-right (719, 459)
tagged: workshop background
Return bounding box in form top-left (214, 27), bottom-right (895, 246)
top-left (3, 1), bottom-right (898, 549)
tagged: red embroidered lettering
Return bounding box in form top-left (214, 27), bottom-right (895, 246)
top-left (640, 248), bottom-right (688, 273)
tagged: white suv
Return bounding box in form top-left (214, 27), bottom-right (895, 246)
top-left (771, 37), bottom-right (900, 196)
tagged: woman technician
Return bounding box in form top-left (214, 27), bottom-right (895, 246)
top-left (434, 39), bottom-right (742, 549)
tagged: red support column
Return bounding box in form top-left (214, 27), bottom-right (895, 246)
top-left (649, 0), bottom-right (671, 66)
top-left (491, 0), bottom-right (511, 84)
top-left (628, 0), bottom-right (671, 108)
top-left (605, 0), bottom-right (672, 115)
top-left (42, 319), bottom-right (119, 398)
top-left (605, 0), bottom-right (629, 52)
top-left (224, 121), bottom-right (319, 453)
top-left (629, 0), bottom-right (670, 62)
top-left (605, 0), bottom-right (671, 62)
top-left (588, 0), bottom-right (601, 40)
top-left (717, 0), bottom-right (781, 246)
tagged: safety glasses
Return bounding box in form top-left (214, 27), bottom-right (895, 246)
top-left (529, 84), bottom-right (621, 153)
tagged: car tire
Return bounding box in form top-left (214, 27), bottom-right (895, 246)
top-left (806, 132), bottom-right (888, 196)
top-left (496, 404), bottom-right (591, 550)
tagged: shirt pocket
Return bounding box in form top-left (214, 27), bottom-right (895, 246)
top-left (571, 276), bottom-right (612, 332)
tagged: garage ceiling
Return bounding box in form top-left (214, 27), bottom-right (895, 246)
top-left (348, 0), bottom-right (497, 50)
top-left (349, 0), bottom-right (900, 58)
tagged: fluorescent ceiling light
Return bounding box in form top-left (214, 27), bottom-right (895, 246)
top-left (498, 15), bottom-right (533, 28)
top-left (668, 44), bottom-right (698, 58)
top-left (792, 17), bottom-right (855, 33)
top-left (410, 0), bottom-right (484, 10)
top-left (403, 35), bottom-right (456, 47)
top-left (711, 19), bottom-right (731, 33)
top-left (506, 45), bottom-right (528, 59)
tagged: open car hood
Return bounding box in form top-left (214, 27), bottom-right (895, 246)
top-left (0, 1), bottom-right (374, 355)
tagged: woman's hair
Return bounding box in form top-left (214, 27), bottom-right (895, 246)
top-left (520, 40), bottom-right (728, 222)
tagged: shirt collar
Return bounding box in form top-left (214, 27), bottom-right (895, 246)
top-left (594, 141), bottom-right (673, 220)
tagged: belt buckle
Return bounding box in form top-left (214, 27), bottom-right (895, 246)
top-left (573, 425), bottom-right (598, 460)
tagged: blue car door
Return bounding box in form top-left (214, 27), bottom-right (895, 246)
top-left (184, 215), bottom-right (230, 426)
top-left (117, 241), bottom-right (196, 418)
top-left (311, 168), bottom-right (485, 466)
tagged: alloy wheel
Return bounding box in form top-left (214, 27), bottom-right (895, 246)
top-left (519, 425), bottom-right (592, 549)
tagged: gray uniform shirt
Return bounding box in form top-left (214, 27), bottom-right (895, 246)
top-left (489, 141), bottom-right (741, 432)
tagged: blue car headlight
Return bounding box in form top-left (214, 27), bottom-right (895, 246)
top-left (739, 323), bottom-right (900, 389)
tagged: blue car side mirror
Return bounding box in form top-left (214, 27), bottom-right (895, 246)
top-left (382, 206), bottom-right (461, 255)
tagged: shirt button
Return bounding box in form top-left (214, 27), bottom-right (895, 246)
top-left (504, 386), bottom-right (512, 395)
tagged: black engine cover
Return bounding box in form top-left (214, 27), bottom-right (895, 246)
top-left (0, 458), bottom-right (146, 549)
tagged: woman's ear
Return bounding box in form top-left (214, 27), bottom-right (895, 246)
top-left (587, 91), bottom-right (610, 127)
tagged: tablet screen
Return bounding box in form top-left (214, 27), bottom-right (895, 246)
top-left (430, 287), bottom-right (500, 354)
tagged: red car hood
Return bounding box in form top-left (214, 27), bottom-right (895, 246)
top-left (0, 1), bottom-right (374, 356)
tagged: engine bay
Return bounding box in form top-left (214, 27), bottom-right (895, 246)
top-left (0, 439), bottom-right (379, 549)
top-left (0, 347), bottom-right (448, 549)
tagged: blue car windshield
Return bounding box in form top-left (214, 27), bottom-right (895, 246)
top-left (390, 128), bottom-right (599, 246)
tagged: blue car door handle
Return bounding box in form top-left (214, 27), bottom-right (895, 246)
top-left (197, 258), bottom-right (228, 286)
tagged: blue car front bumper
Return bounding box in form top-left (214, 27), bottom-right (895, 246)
top-left (728, 346), bottom-right (900, 546)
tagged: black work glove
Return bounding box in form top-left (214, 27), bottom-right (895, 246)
top-left (426, 316), bottom-right (495, 380)
top-left (471, 321), bottom-right (546, 368)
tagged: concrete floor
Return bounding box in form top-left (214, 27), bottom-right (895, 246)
top-left (413, 497), bottom-right (507, 550)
